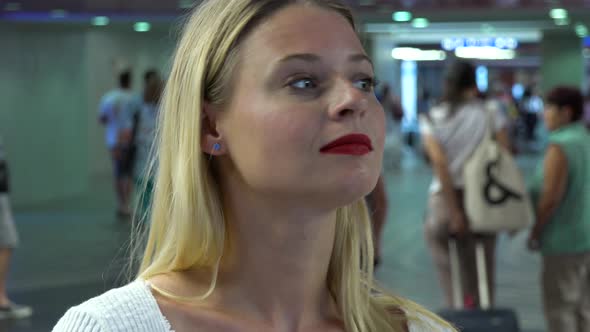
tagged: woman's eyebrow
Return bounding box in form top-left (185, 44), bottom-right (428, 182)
top-left (348, 53), bottom-right (373, 69)
top-left (275, 53), bottom-right (373, 69)
top-left (278, 53), bottom-right (321, 64)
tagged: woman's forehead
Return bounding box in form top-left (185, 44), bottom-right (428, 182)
top-left (242, 4), bottom-right (363, 60)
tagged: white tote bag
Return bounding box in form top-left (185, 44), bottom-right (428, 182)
top-left (463, 107), bottom-right (533, 233)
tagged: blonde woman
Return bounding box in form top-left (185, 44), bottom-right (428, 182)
top-left (54, 1), bottom-right (455, 331)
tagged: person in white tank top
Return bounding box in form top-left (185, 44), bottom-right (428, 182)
top-left (421, 61), bottom-right (511, 308)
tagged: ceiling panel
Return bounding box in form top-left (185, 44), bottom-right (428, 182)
top-left (1, 0), bottom-right (590, 23)
top-left (352, 0), bottom-right (590, 9)
top-left (3, 0), bottom-right (590, 12)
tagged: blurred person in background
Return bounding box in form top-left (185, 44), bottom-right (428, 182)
top-left (365, 175), bottom-right (388, 267)
top-left (365, 80), bottom-right (393, 257)
top-left (376, 83), bottom-right (404, 128)
top-left (584, 90), bottom-right (590, 130)
top-left (98, 70), bottom-right (138, 218)
top-left (377, 83), bottom-right (404, 172)
top-left (519, 86), bottom-right (543, 143)
top-left (421, 61), bottom-right (511, 308)
top-left (490, 81), bottom-right (519, 154)
top-left (527, 86), bottom-right (590, 332)
top-left (54, 0), bottom-right (457, 331)
top-left (123, 69), bottom-right (163, 221)
top-left (417, 87), bottom-right (432, 116)
top-left (0, 136), bottom-right (32, 319)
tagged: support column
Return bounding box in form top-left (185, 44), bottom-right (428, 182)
top-left (541, 30), bottom-right (583, 93)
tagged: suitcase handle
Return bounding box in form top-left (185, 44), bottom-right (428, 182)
top-left (475, 241), bottom-right (491, 310)
top-left (448, 238), bottom-right (464, 310)
top-left (448, 236), bottom-right (491, 310)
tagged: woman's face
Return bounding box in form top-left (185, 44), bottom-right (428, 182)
top-left (215, 4), bottom-right (385, 209)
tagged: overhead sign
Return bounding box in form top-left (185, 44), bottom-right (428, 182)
top-left (441, 37), bottom-right (518, 51)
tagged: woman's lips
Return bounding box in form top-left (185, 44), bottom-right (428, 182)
top-left (320, 133), bottom-right (373, 155)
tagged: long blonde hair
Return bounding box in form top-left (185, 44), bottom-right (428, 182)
top-left (134, 1), bottom-right (456, 331)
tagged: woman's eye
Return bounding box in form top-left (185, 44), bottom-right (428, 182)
top-left (354, 77), bottom-right (376, 92)
top-left (289, 78), bottom-right (317, 90)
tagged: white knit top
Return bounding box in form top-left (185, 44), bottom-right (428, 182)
top-left (53, 280), bottom-right (453, 332)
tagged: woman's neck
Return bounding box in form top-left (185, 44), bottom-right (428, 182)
top-left (214, 189), bottom-right (340, 330)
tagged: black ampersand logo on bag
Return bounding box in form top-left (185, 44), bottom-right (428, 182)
top-left (483, 159), bottom-right (522, 205)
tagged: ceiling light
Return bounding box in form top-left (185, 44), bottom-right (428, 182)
top-left (391, 47), bottom-right (446, 61)
top-left (392, 11), bottom-right (412, 22)
top-left (4, 2), bottom-right (21, 11)
top-left (554, 17), bottom-right (570, 26)
top-left (92, 16), bottom-right (109, 26)
top-left (455, 46), bottom-right (515, 60)
top-left (575, 24), bottom-right (588, 37)
top-left (549, 8), bottom-right (568, 20)
top-left (412, 18), bottom-right (429, 28)
top-left (134, 22), bottom-right (151, 32)
top-left (50, 9), bottom-right (67, 18)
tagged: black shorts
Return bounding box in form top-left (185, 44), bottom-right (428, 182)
top-left (112, 147), bottom-right (136, 178)
top-left (0, 161), bottom-right (9, 193)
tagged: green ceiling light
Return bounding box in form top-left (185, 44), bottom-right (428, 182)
top-left (554, 17), bottom-right (570, 26)
top-left (50, 9), bottom-right (67, 18)
top-left (92, 16), bottom-right (109, 26)
top-left (134, 22), bottom-right (151, 32)
top-left (412, 18), bottom-right (429, 28)
top-left (549, 8), bottom-right (568, 20)
top-left (4, 2), bottom-right (21, 11)
top-left (392, 11), bottom-right (412, 22)
top-left (575, 24), bottom-right (588, 37)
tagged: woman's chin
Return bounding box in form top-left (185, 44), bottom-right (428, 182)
top-left (323, 179), bottom-right (379, 208)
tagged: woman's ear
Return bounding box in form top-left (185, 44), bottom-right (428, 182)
top-left (201, 102), bottom-right (226, 155)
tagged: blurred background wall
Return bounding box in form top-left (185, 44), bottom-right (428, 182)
top-left (0, 23), bottom-right (173, 207)
top-left (1, 0), bottom-right (589, 208)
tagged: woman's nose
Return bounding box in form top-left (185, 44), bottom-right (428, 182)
top-left (327, 80), bottom-right (368, 121)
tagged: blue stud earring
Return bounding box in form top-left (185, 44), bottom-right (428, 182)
top-left (213, 143), bottom-right (221, 152)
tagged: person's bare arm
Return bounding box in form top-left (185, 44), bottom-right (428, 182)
top-left (423, 134), bottom-right (467, 235)
top-left (528, 144), bottom-right (568, 249)
top-left (494, 127), bottom-right (511, 152)
top-left (117, 102), bottom-right (135, 146)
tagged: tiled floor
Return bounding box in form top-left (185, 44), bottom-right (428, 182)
top-left (3, 149), bottom-right (546, 331)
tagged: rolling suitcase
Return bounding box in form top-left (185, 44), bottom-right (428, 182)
top-left (438, 236), bottom-right (520, 332)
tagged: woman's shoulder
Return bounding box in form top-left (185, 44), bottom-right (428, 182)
top-left (52, 279), bottom-right (170, 332)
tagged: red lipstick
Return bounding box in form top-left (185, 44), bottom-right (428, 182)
top-left (320, 133), bottom-right (373, 155)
